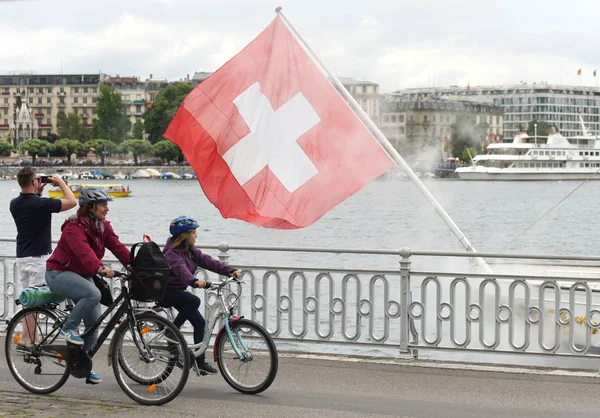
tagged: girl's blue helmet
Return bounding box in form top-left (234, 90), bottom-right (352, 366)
top-left (169, 216), bottom-right (199, 236)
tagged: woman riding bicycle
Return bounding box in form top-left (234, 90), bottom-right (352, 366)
top-left (163, 216), bottom-right (241, 375)
top-left (45, 187), bottom-right (130, 384)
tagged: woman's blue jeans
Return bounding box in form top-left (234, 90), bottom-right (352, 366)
top-left (46, 269), bottom-right (101, 352)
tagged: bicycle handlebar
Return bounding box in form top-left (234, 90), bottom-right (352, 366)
top-left (207, 276), bottom-right (241, 290)
top-left (96, 270), bottom-right (128, 279)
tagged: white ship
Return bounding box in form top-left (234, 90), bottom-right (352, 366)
top-left (456, 123), bottom-right (600, 181)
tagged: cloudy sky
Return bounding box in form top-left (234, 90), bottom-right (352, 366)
top-left (0, 0), bottom-right (598, 93)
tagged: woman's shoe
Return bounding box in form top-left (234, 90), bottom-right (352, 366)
top-left (87, 370), bottom-right (102, 384)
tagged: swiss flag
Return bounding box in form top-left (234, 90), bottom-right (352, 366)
top-left (164, 16), bottom-right (394, 229)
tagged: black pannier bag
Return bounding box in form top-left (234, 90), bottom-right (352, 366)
top-left (129, 239), bottom-right (171, 302)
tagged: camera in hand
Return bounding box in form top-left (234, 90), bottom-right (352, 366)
top-left (40, 176), bottom-right (52, 184)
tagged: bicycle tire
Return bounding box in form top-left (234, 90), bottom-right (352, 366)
top-left (216, 319), bottom-right (278, 394)
top-left (111, 313), bottom-right (190, 406)
top-left (116, 313), bottom-right (175, 385)
top-left (5, 307), bottom-right (70, 394)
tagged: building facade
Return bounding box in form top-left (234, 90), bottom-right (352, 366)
top-left (0, 74), bottom-right (105, 146)
top-left (104, 75), bottom-right (168, 135)
top-left (0, 73), bottom-right (172, 146)
top-left (380, 97), bottom-right (503, 155)
top-left (390, 84), bottom-right (600, 139)
top-left (340, 77), bottom-right (381, 124)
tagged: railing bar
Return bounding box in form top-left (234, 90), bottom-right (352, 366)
top-left (3, 237), bottom-right (600, 262)
top-left (410, 344), bottom-right (600, 359)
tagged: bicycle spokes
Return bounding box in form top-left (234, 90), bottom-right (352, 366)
top-left (216, 319), bottom-right (278, 395)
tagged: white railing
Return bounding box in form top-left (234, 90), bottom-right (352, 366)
top-left (2, 238), bottom-right (600, 363)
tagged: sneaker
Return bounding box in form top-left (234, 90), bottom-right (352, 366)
top-left (87, 370), bottom-right (102, 385)
top-left (197, 361), bottom-right (218, 375)
top-left (59, 329), bottom-right (84, 346)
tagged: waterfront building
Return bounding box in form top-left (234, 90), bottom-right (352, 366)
top-left (389, 84), bottom-right (600, 139)
top-left (379, 96), bottom-right (503, 156)
top-left (105, 75), bottom-right (168, 137)
top-left (0, 73), bottom-right (105, 146)
top-left (0, 73), bottom-right (170, 145)
top-left (340, 77), bottom-right (381, 125)
top-left (104, 76), bottom-right (147, 134)
top-left (190, 71), bottom-right (212, 87)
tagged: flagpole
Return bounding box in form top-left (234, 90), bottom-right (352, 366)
top-left (275, 8), bottom-right (488, 267)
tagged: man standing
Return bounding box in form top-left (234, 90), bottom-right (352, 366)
top-left (10, 167), bottom-right (77, 290)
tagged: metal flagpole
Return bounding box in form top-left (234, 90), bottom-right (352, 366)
top-left (275, 8), bottom-right (489, 269)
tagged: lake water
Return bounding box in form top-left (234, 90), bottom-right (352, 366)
top-left (2, 177), bottom-right (599, 259)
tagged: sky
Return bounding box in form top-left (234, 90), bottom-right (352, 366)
top-left (1, 0), bottom-right (599, 93)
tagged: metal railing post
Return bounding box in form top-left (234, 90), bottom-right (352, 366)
top-left (399, 247), bottom-right (412, 355)
top-left (217, 242), bottom-right (230, 279)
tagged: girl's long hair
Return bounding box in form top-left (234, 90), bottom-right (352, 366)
top-left (171, 231), bottom-right (193, 257)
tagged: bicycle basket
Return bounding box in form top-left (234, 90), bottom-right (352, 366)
top-left (129, 266), bottom-right (171, 302)
top-left (128, 240), bottom-right (171, 302)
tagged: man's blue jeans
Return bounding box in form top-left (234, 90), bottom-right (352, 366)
top-left (46, 269), bottom-right (101, 352)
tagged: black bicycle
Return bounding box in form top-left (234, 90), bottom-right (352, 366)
top-left (4, 270), bottom-right (190, 406)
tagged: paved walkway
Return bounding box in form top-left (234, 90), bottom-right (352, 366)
top-left (1, 345), bottom-right (600, 417)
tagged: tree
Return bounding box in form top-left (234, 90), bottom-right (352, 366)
top-left (527, 120), bottom-right (550, 138)
top-left (54, 138), bottom-right (81, 165)
top-left (57, 111), bottom-right (83, 140)
top-left (132, 120), bottom-right (144, 139)
top-left (450, 115), bottom-right (485, 161)
top-left (461, 147), bottom-right (478, 163)
top-left (122, 139), bottom-right (153, 165)
top-left (0, 139), bottom-right (12, 156)
top-left (144, 82), bottom-right (192, 144)
top-left (152, 140), bottom-right (180, 165)
top-left (83, 139), bottom-right (117, 166)
top-left (57, 110), bottom-right (68, 137)
top-left (18, 139), bottom-right (54, 165)
top-left (92, 85), bottom-right (131, 143)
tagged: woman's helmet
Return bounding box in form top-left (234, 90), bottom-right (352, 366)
top-left (78, 187), bottom-right (113, 206)
top-left (169, 216), bottom-right (199, 236)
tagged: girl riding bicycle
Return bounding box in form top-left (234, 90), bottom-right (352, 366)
top-left (163, 216), bottom-right (241, 375)
top-left (45, 187), bottom-right (130, 384)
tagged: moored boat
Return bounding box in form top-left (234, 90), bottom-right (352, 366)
top-left (48, 183), bottom-right (132, 198)
top-left (456, 121), bottom-right (600, 181)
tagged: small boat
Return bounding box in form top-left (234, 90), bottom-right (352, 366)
top-left (131, 169), bottom-right (151, 178)
top-left (54, 170), bottom-right (77, 180)
top-left (145, 168), bottom-right (161, 178)
top-left (161, 172), bottom-right (181, 179)
top-left (48, 183), bottom-right (132, 198)
top-left (113, 172), bottom-right (128, 180)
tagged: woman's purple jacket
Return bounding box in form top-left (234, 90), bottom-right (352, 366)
top-left (163, 237), bottom-right (236, 290)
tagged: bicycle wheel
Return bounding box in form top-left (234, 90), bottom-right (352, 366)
top-left (112, 313), bottom-right (190, 406)
top-left (5, 307), bottom-right (70, 394)
top-left (216, 319), bottom-right (278, 394)
top-left (117, 314), bottom-right (175, 385)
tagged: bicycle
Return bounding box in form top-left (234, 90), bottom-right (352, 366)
top-left (4, 270), bottom-right (191, 406)
top-left (147, 275), bottom-right (278, 394)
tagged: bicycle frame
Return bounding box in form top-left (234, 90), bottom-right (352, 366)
top-left (32, 277), bottom-right (154, 366)
top-left (159, 279), bottom-right (248, 362)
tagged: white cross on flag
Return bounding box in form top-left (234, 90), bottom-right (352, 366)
top-left (164, 16), bottom-right (394, 229)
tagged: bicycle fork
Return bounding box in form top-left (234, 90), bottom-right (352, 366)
top-left (213, 315), bottom-right (252, 362)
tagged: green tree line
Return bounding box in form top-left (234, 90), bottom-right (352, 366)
top-left (4, 82), bottom-right (193, 165)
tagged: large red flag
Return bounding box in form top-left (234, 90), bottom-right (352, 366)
top-left (164, 16), bottom-right (394, 229)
